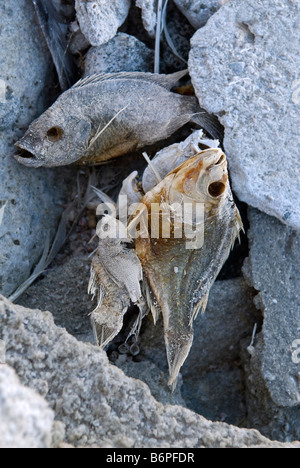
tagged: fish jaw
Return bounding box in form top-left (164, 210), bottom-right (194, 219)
top-left (14, 141), bottom-right (45, 168)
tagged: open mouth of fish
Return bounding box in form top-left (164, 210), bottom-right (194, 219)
top-left (14, 146), bottom-right (43, 168)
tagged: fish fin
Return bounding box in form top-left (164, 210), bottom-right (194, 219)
top-left (89, 254), bottom-right (130, 348)
top-left (97, 239), bottom-right (143, 304)
top-left (92, 186), bottom-right (116, 208)
top-left (190, 111), bottom-right (224, 141)
top-left (165, 329), bottom-right (194, 390)
top-left (189, 291), bottom-right (210, 326)
top-left (144, 280), bottom-right (161, 325)
top-left (86, 104), bottom-right (129, 152)
top-left (231, 207), bottom-right (244, 250)
top-left (88, 264), bottom-right (98, 299)
top-left (92, 308), bottom-right (126, 348)
top-left (126, 297), bottom-right (149, 343)
top-left (72, 70), bottom-right (188, 90)
top-left (142, 152), bottom-right (163, 185)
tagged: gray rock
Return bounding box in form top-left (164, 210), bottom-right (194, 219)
top-left (84, 33), bottom-right (154, 76)
top-left (0, 295), bottom-right (292, 448)
top-left (241, 334), bottom-right (300, 442)
top-left (243, 209), bottom-right (300, 408)
top-left (0, 364), bottom-right (56, 448)
top-left (0, 0), bottom-right (67, 297)
top-left (174, 0), bottom-right (230, 29)
top-left (68, 21), bottom-right (91, 55)
top-left (75, 0), bottom-right (131, 46)
top-left (189, 0), bottom-right (300, 230)
top-left (242, 208), bottom-right (300, 440)
top-left (135, 0), bottom-right (158, 38)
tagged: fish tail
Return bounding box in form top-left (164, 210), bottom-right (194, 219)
top-left (190, 110), bottom-right (224, 141)
top-left (91, 312), bottom-right (124, 348)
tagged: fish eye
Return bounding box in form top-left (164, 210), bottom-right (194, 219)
top-left (47, 127), bottom-right (64, 142)
top-left (208, 181), bottom-right (226, 197)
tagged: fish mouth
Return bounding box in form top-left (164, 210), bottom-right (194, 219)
top-left (201, 148), bottom-right (227, 168)
top-left (14, 145), bottom-right (44, 168)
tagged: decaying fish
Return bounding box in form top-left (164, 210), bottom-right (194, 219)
top-left (89, 139), bottom-right (243, 388)
top-left (132, 148), bottom-right (243, 387)
top-left (88, 216), bottom-right (144, 348)
top-left (14, 70), bottom-right (222, 167)
top-left (142, 128), bottom-right (220, 193)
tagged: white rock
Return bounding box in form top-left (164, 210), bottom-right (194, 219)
top-left (75, 0), bottom-right (131, 46)
top-left (0, 365), bottom-right (55, 448)
top-left (189, 0), bottom-right (300, 230)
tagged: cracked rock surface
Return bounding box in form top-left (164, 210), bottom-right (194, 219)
top-left (189, 0), bottom-right (300, 229)
top-left (242, 208), bottom-right (300, 441)
top-left (0, 295), bottom-right (295, 448)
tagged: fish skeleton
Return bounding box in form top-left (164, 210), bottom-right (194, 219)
top-left (14, 70), bottom-right (222, 168)
top-left (89, 143), bottom-right (243, 388)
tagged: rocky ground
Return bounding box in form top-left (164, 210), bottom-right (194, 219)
top-left (0, 0), bottom-right (299, 448)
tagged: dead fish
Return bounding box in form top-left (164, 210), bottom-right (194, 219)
top-left (131, 148), bottom-right (243, 388)
top-left (31, 0), bottom-right (77, 91)
top-left (88, 216), bottom-right (144, 348)
top-left (14, 70), bottom-right (223, 168)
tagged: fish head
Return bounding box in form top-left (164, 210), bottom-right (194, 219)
top-left (168, 148), bottom-right (229, 215)
top-left (14, 104), bottom-right (92, 167)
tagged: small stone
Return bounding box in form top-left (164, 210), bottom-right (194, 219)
top-left (75, 0), bottom-right (131, 46)
top-left (84, 33), bottom-right (154, 76)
